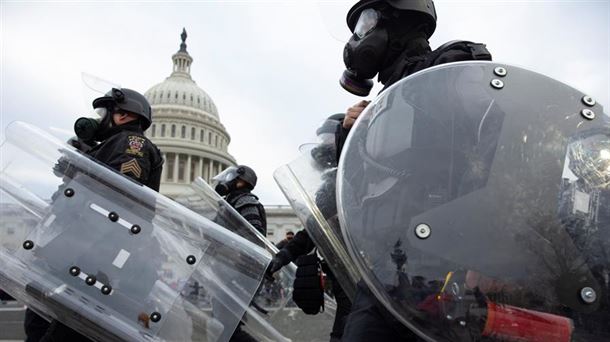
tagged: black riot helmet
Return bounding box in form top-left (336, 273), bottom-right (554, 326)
top-left (340, 0), bottom-right (437, 96)
top-left (310, 113), bottom-right (345, 168)
top-left (213, 165), bottom-right (258, 196)
top-left (92, 88), bottom-right (152, 130)
top-left (346, 0), bottom-right (437, 35)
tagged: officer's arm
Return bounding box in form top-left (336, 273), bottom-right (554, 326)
top-left (237, 204), bottom-right (265, 235)
top-left (276, 229), bottom-right (315, 264)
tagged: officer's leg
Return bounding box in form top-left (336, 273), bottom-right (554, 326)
top-left (39, 320), bottom-right (92, 342)
top-left (24, 308), bottom-right (50, 342)
top-left (229, 322), bottom-right (258, 342)
top-left (329, 274), bottom-right (352, 341)
top-left (342, 282), bottom-right (420, 342)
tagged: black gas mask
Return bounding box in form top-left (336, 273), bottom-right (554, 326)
top-left (214, 179), bottom-right (238, 197)
top-left (341, 8), bottom-right (388, 96)
top-left (73, 107), bottom-right (117, 144)
top-left (213, 166), bottom-right (245, 196)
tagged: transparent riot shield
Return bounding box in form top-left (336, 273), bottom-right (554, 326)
top-left (274, 144), bottom-right (360, 300)
top-left (338, 61), bottom-right (610, 342)
top-left (175, 178), bottom-right (337, 342)
top-left (0, 121), bottom-right (271, 342)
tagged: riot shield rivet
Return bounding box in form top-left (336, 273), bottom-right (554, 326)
top-left (108, 212), bottom-right (119, 222)
top-left (64, 188), bottom-right (75, 197)
top-left (582, 95), bottom-right (596, 107)
top-left (23, 240), bottom-right (34, 250)
top-left (580, 287), bottom-right (597, 304)
top-left (101, 285), bottom-right (112, 295)
top-left (581, 109), bottom-right (595, 120)
top-left (490, 79), bottom-right (504, 89)
top-left (186, 255), bottom-right (197, 265)
top-left (150, 312), bottom-right (162, 323)
top-left (493, 67), bottom-right (507, 77)
top-left (69, 266), bottom-right (81, 277)
top-left (415, 224), bottom-right (431, 239)
top-left (130, 225), bottom-right (141, 235)
top-left (85, 276), bottom-right (97, 286)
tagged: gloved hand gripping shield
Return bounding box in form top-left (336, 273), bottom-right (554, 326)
top-left (337, 61), bottom-right (610, 342)
top-left (0, 122), bottom-right (271, 342)
top-left (175, 177), bottom-right (337, 341)
top-left (273, 139), bottom-right (361, 300)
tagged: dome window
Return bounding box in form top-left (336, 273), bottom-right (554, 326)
top-left (200, 129), bottom-right (204, 142)
top-left (181, 125), bottom-right (186, 138)
top-left (191, 127), bottom-right (195, 140)
top-left (171, 124), bottom-right (176, 137)
top-left (161, 124), bottom-right (166, 137)
top-left (197, 97), bottom-right (200, 104)
top-left (183, 93), bottom-right (186, 100)
top-left (151, 124), bottom-right (156, 137)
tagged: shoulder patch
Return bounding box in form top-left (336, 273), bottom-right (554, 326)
top-left (234, 194), bottom-right (260, 209)
top-left (126, 135), bottom-right (146, 157)
top-left (120, 158), bottom-right (142, 179)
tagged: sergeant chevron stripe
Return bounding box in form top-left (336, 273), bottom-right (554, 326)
top-left (120, 159), bottom-right (142, 179)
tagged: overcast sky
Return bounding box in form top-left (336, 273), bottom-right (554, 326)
top-left (1, 0), bottom-right (609, 204)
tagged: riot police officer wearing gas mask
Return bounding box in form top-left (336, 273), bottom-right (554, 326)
top-left (24, 87), bottom-right (163, 342)
top-left (214, 165), bottom-right (267, 236)
top-left (268, 114), bottom-right (353, 342)
top-left (213, 165), bottom-right (266, 342)
top-left (333, 1), bottom-right (492, 341)
top-left (72, 87), bottom-right (164, 191)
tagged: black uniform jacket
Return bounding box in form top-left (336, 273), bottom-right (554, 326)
top-left (86, 122), bottom-right (163, 191)
top-left (226, 188), bottom-right (267, 236)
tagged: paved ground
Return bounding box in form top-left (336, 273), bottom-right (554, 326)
top-left (1, 301), bottom-right (333, 342)
top-left (0, 300), bottom-right (26, 341)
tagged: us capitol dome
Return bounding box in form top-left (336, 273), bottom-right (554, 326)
top-left (144, 29), bottom-right (236, 198)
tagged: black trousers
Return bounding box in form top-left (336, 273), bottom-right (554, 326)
top-left (342, 282), bottom-right (421, 342)
top-left (329, 272), bottom-right (352, 341)
top-left (24, 309), bottom-right (91, 342)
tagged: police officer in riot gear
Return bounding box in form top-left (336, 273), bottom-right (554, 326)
top-left (214, 165), bottom-right (267, 236)
top-left (268, 114), bottom-right (353, 342)
top-left (331, 0), bottom-right (492, 340)
top-left (213, 165), bottom-right (266, 342)
top-left (24, 87), bottom-right (163, 342)
top-left (73, 87), bottom-right (164, 191)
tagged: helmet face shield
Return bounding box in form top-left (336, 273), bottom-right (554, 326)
top-left (212, 166), bottom-right (241, 185)
top-left (93, 107), bottom-right (108, 119)
top-left (338, 61), bottom-right (610, 341)
top-left (354, 8), bottom-right (380, 39)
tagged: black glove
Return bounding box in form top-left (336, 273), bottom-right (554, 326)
top-left (292, 253), bottom-right (325, 315)
top-left (265, 250), bottom-right (291, 280)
